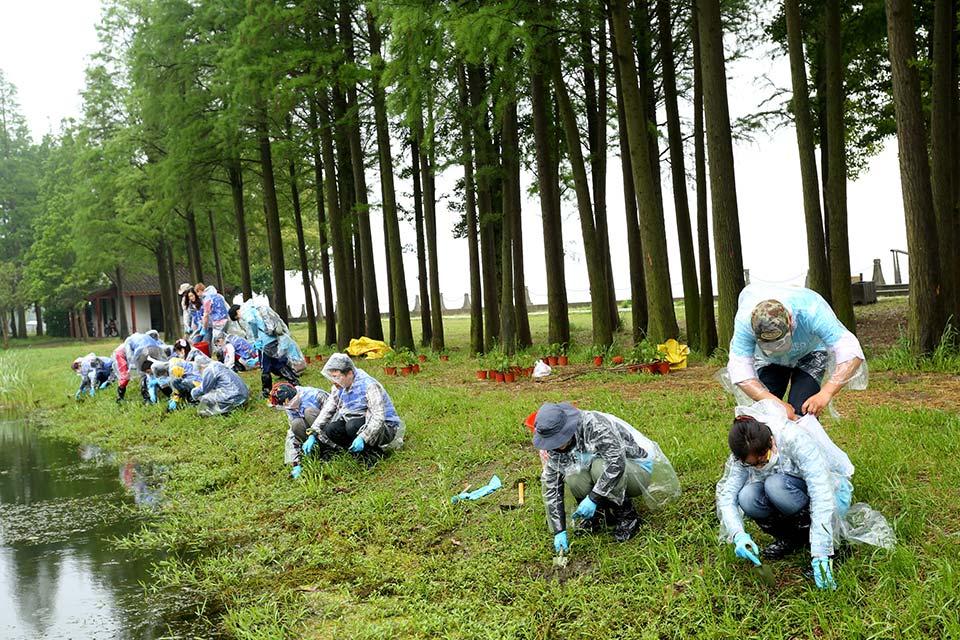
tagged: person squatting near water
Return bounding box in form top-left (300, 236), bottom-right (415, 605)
top-left (716, 400), bottom-right (895, 589)
top-left (532, 402), bottom-right (680, 554)
top-left (168, 357), bottom-right (249, 417)
top-left (72, 353), bottom-right (115, 401)
top-left (721, 284), bottom-right (867, 421)
top-left (293, 353), bottom-right (405, 475)
top-left (269, 382), bottom-right (330, 479)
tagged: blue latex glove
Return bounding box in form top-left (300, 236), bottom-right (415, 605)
top-left (812, 556), bottom-right (837, 590)
top-left (836, 481), bottom-right (853, 518)
top-left (733, 532), bottom-right (761, 566)
top-left (98, 381), bottom-right (109, 390)
top-left (349, 435), bottom-right (365, 452)
top-left (88, 387), bottom-right (96, 398)
top-left (74, 389), bottom-right (82, 401)
top-left (571, 496), bottom-right (597, 522)
top-left (302, 434), bottom-right (317, 455)
top-left (554, 531), bottom-right (569, 553)
top-left (148, 380), bottom-right (158, 404)
top-left (167, 398), bottom-right (178, 412)
top-left (451, 475), bottom-right (503, 502)
top-left (637, 458), bottom-right (654, 474)
top-left (291, 465), bottom-right (303, 479)
top-left (254, 339), bottom-right (263, 352)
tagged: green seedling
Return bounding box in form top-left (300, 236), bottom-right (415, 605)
top-left (553, 549), bottom-right (569, 568)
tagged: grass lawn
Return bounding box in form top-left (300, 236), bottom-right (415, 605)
top-left (2, 298), bottom-right (959, 639)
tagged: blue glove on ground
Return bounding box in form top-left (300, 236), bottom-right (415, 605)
top-left (74, 390), bottom-right (82, 401)
top-left (291, 465), bottom-right (303, 479)
top-left (554, 531), bottom-right (569, 553)
top-left (349, 435), bottom-right (365, 452)
top-left (733, 532), bottom-right (761, 566)
top-left (571, 496), bottom-right (597, 521)
top-left (302, 434), bottom-right (317, 455)
top-left (812, 556), bottom-right (837, 590)
top-left (98, 381), bottom-right (109, 390)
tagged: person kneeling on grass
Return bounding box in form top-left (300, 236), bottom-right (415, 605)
top-left (269, 382), bottom-right (330, 479)
top-left (716, 400), bottom-right (895, 590)
top-left (532, 402), bottom-right (680, 554)
top-left (170, 359), bottom-right (249, 417)
top-left (301, 353), bottom-right (405, 468)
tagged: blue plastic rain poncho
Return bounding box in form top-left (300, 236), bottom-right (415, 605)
top-left (720, 285), bottom-right (868, 414)
top-left (310, 353), bottom-right (404, 450)
top-left (77, 355), bottom-right (115, 397)
top-left (282, 386), bottom-right (332, 465)
top-left (189, 361), bottom-right (249, 417)
top-left (540, 411), bottom-right (680, 535)
top-left (716, 400), bottom-right (895, 556)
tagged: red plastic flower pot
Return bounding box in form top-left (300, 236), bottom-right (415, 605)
top-left (385, 366), bottom-right (397, 375)
top-left (628, 364), bottom-right (640, 373)
top-left (401, 366), bottom-right (413, 376)
top-left (418, 355), bottom-right (428, 362)
top-left (305, 355), bottom-right (312, 364)
top-left (612, 355), bottom-right (624, 365)
top-left (504, 372), bottom-right (516, 383)
top-left (641, 364), bottom-right (657, 375)
top-left (476, 370), bottom-right (488, 380)
top-left (524, 410), bottom-right (538, 432)
top-left (546, 356), bottom-right (558, 366)
top-left (440, 355), bottom-right (450, 361)
top-left (494, 372), bottom-right (505, 383)
top-left (488, 369), bottom-right (497, 379)
top-left (413, 364), bottom-right (421, 373)
top-left (593, 356), bottom-right (604, 367)
top-left (656, 361), bottom-right (671, 374)
top-left (558, 356), bottom-right (568, 366)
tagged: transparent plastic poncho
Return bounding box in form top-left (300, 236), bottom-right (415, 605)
top-left (715, 400), bottom-right (895, 553)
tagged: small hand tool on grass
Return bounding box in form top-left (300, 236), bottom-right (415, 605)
top-left (553, 549), bottom-right (569, 568)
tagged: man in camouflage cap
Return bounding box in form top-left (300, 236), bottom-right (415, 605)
top-left (726, 285), bottom-right (866, 420)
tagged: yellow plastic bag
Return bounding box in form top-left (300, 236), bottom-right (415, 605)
top-left (346, 337), bottom-right (393, 359)
top-left (657, 338), bottom-right (689, 370)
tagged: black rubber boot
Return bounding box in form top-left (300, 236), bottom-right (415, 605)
top-left (277, 365), bottom-right (300, 385)
top-left (573, 504), bottom-right (610, 535)
top-left (116, 384), bottom-right (126, 403)
top-left (756, 507), bottom-right (811, 560)
top-left (610, 499), bottom-right (641, 542)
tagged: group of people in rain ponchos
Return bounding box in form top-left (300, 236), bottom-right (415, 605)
top-left (71, 283), bottom-right (896, 590)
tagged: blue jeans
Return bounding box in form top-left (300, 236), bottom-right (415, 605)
top-left (738, 473), bottom-right (809, 519)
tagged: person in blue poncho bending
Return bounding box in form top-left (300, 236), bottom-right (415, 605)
top-left (726, 285), bottom-right (866, 420)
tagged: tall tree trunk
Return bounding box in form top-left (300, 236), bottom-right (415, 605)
top-left (341, 0), bottom-right (383, 341)
top-left (530, 65), bottom-right (570, 346)
top-left (184, 206), bottom-right (203, 284)
top-left (581, 2), bottom-right (619, 332)
top-left (155, 242), bottom-right (173, 341)
top-left (288, 126), bottom-right (319, 348)
top-left (931, 0), bottom-right (958, 324)
top-left (550, 37), bottom-right (613, 347)
top-left (255, 105), bottom-right (288, 323)
top-left (227, 158), bottom-right (253, 300)
top-left (206, 210), bottom-right (225, 293)
top-left (657, 0), bottom-right (700, 345)
top-left (456, 61), bottom-right (485, 354)
top-left (34, 302), bottom-right (43, 337)
top-left (353, 232), bottom-right (364, 334)
top-left (696, 0), bottom-right (745, 347)
top-left (610, 0), bottom-right (678, 342)
top-left (367, 9), bottom-right (414, 350)
top-left (309, 100), bottom-right (337, 346)
top-left (824, 0), bottom-right (856, 331)
top-left (785, 0), bottom-right (830, 299)
top-left (115, 265), bottom-right (128, 337)
top-left (419, 108), bottom-right (446, 351)
top-left (885, 0), bottom-right (946, 352)
top-left (499, 88), bottom-right (519, 355)
top-left (468, 64), bottom-right (501, 349)
top-left (411, 135), bottom-right (433, 347)
top-left (16, 306), bottom-right (27, 339)
top-left (318, 89), bottom-right (356, 348)
top-left (164, 239), bottom-right (180, 339)
top-left (383, 199), bottom-right (396, 345)
top-left (692, 4), bottom-right (718, 355)
top-left (611, 20), bottom-right (648, 343)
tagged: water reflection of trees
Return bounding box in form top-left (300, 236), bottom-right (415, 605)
top-left (0, 420), bottom-right (201, 639)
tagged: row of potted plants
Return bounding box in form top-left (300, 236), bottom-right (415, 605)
top-left (380, 348), bottom-right (453, 376)
top-left (474, 351), bottom-right (537, 382)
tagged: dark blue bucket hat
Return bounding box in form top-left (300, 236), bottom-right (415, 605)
top-left (532, 402), bottom-right (581, 450)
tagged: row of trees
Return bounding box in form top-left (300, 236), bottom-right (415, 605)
top-left (1, 0), bottom-right (957, 355)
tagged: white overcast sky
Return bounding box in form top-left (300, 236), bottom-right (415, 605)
top-left (0, 0), bottom-right (909, 314)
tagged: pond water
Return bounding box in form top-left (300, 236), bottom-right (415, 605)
top-left (0, 418), bottom-right (213, 639)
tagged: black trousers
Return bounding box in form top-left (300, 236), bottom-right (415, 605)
top-left (758, 364), bottom-right (821, 416)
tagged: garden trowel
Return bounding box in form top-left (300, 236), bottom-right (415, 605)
top-left (752, 562), bottom-right (776, 587)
